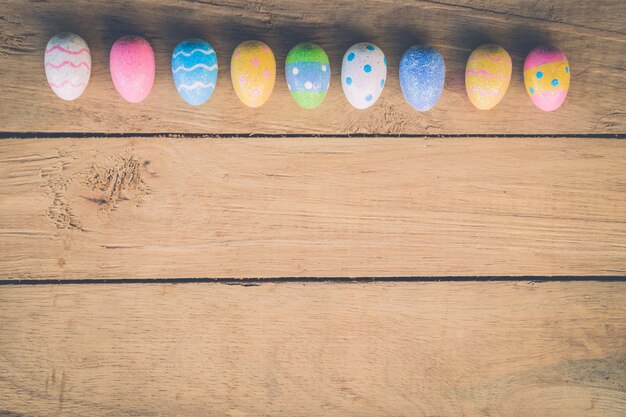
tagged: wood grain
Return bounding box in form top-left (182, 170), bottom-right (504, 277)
top-left (1, 136), bottom-right (625, 279)
top-left (1, 0), bottom-right (625, 134)
top-left (1, 2), bottom-right (625, 416)
top-left (0, 282), bottom-right (625, 416)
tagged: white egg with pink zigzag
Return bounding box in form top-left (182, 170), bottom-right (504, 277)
top-left (44, 33), bottom-right (91, 101)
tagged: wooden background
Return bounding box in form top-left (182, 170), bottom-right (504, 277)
top-left (0, 0), bottom-right (625, 416)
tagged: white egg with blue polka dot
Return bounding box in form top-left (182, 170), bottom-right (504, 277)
top-left (341, 42), bottom-right (387, 109)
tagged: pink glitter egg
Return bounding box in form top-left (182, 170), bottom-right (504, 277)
top-left (524, 46), bottom-right (570, 112)
top-left (110, 36), bottom-right (155, 103)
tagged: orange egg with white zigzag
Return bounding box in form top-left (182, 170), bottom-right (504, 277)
top-left (465, 44), bottom-right (512, 110)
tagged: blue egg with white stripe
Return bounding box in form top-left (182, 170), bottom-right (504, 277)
top-left (172, 39), bottom-right (218, 106)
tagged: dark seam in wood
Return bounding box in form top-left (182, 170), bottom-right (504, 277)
top-left (0, 276), bottom-right (625, 285)
top-left (1, 132), bottom-right (625, 139)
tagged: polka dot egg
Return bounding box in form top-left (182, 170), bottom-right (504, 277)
top-left (44, 33), bottom-right (91, 101)
top-left (341, 42), bottom-right (387, 109)
top-left (465, 44), bottom-right (512, 110)
top-left (231, 40), bottom-right (276, 108)
top-left (285, 43), bottom-right (330, 109)
top-left (524, 46), bottom-right (570, 112)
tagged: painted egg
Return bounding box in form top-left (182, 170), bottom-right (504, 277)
top-left (231, 41), bottom-right (275, 108)
top-left (285, 43), bottom-right (330, 109)
top-left (465, 44), bottom-right (512, 110)
top-left (399, 46), bottom-right (445, 111)
top-left (341, 42), bottom-right (387, 109)
top-left (110, 36), bottom-right (155, 103)
top-left (44, 33), bottom-right (91, 101)
top-left (524, 46), bottom-right (570, 112)
top-left (172, 39), bottom-right (218, 106)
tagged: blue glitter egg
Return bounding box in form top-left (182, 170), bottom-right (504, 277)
top-left (399, 46), bottom-right (445, 111)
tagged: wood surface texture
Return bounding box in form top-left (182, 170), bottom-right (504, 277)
top-left (1, 136), bottom-right (625, 279)
top-left (1, 1), bottom-right (625, 415)
top-left (0, 0), bottom-right (625, 134)
top-left (1, 282), bottom-right (625, 417)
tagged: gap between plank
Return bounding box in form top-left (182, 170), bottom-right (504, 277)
top-left (0, 132), bottom-right (625, 139)
top-left (1, 276), bottom-right (625, 286)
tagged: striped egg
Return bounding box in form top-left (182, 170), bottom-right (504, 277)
top-left (172, 39), bottom-right (218, 106)
top-left (524, 46), bottom-right (570, 112)
top-left (110, 36), bottom-right (155, 104)
top-left (341, 42), bottom-right (387, 109)
top-left (285, 43), bottom-right (330, 109)
top-left (231, 41), bottom-right (276, 108)
top-left (44, 33), bottom-right (91, 101)
top-left (465, 44), bottom-right (512, 110)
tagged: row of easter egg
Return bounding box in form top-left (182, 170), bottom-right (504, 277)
top-left (45, 33), bottom-right (570, 112)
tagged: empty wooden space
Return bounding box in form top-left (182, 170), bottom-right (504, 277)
top-left (0, 0), bottom-right (625, 416)
top-left (1, 136), bottom-right (625, 279)
top-left (1, 282), bottom-right (625, 417)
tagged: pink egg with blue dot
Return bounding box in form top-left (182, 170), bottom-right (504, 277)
top-left (524, 46), bottom-right (570, 112)
top-left (341, 42), bottom-right (387, 109)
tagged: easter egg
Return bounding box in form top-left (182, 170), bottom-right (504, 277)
top-left (44, 33), bottom-right (91, 101)
top-left (341, 42), bottom-right (387, 109)
top-left (524, 46), bottom-right (570, 112)
top-left (465, 44), bottom-right (512, 110)
top-left (110, 36), bottom-right (155, 103)
top-left (285, 43), bottom-right (330, 109)
top-left (399, 46), bottom-right (445, 111)
top-left (172, 39), bottom-right (218, 106)
top-left (231, 41), bottom-right (276, 108)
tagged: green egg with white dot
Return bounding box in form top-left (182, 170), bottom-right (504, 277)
top-left (285, 43), bottom-right (330, 109)
top-left (341, 42), bottom-right (387, 109)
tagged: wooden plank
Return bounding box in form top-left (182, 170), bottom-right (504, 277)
top-left (1, 0), bottom-right (625, 134)
top-left (0, 282), bottom-right (625, 416)
top-left (0, 137), bottom-right (625, 279)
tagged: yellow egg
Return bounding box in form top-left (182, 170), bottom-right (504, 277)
top-left (465, 44), bottom-right (512, 110)
top-left (523, 46), bottom-right (570, 112)
top-left (231, 40), bottom-right (276, 108)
